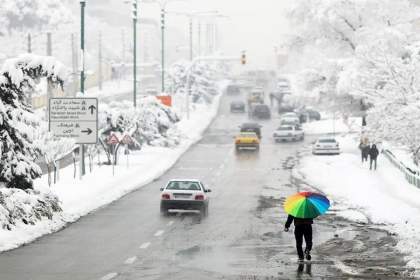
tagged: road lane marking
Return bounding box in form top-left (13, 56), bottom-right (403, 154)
top-left (139, 242), bottom-right (151, 249)
top-left (167, 221), bottom-right (174, 226)
top-left (154, 230), bottom-right (164, 237)
top-left (124, 256), bottom-right (137, 265)
top-left (100, 273), bottom-right (118, 280)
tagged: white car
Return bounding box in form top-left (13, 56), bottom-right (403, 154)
top-left (280, 116), bottom-right (300, 127)
top-left (312, 137), bottom-right (340, 155)
top-left (281, 112), bottom-right (299, 119)
top-left (160, 179), bottom-right (211, 216)
top-left (273, 125), bottom-right (304, 142)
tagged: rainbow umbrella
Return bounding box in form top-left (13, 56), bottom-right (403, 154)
top-left (284, 192), bottom-right (330, 219)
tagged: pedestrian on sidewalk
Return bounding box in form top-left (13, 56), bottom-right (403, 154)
top-left (359, 139), bottom-right (370, 163)
top-left (369, 144), bottom-right (379, 170)
top-left (284, 215), bottom-right (313, 262)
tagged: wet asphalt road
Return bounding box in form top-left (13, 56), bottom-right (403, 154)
top-left (0, 93), bottom-right (415, 280)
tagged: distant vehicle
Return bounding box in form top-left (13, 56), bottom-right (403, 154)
top-left (280, 116), bottom-right (300, 127)
top-left (240, 122), bottom-right (262, 139)
top-left (226, 84), bottom-right (241, 95)
top-left (250, 104), bottom-right (271, 119)
top-left (281, 112), bottom-right (299, 119)
top-left (278, 105), bottom-right (295, 114)
top-left (235, 132), bottom-right (260, 151)
top-left (230, 101), bottom-right (246, 113)
top-left (296, 108), bottom-right (321, 122)
top-left (247, 88), bottom-right (265, 106)
top-left (160, 179), bottom-right (211, 216)
top-left (273, 125), bottom-right (304, 142)
top-left (312, 137), bottom-right (340, 155)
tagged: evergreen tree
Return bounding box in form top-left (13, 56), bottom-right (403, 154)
top-left (0, 54), bottom-right (64, 189)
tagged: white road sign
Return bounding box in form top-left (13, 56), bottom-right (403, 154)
top-left (49, 98), bottom-right (98, 144)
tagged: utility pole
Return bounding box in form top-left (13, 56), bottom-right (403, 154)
top-left (132, 0), bottom-right (138, 107)
top-left (46, 32), bottom-right (52, 119)
top-left (98, 32), bottom-right (103, 91)
top-left (27, 33), bottom-right (32, 53)
top-left (71, 33), bottom-right (78, 97)
top-left (80, 0), bottom-right (86, 178)
top-left (161, 8), bottom-right (165, 93)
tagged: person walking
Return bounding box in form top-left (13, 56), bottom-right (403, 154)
top-left (369, 144), bottom-right (379, 170)
top-left (359, 140), bottom-right (369, 163)
top-left (284, 215), bottom-right (313, 262)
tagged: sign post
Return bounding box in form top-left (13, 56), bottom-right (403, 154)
top-left (49, 98), bottom-right (98, 179)
top-left (107, 134), bottom-right (120, 176)
top-left (49, 98), bottom-right (98, 144)
top-left (121, 135), bottom-right (133, 169)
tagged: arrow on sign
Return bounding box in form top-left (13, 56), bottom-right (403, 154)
top-left (81, 128), bottom-right (93, 135)
top-left (88, 105), bottom-right (97, 114)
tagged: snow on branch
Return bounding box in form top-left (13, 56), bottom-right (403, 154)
top-left (0, 54), bottom-right (66, 190)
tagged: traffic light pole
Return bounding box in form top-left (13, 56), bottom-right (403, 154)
top-left (80, 0), bottom-right (86, 178)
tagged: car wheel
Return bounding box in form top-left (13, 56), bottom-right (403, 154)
top-left (201, 204), bottom-right (208, 217)
top-left (160, 204), bottom-right (168, 216)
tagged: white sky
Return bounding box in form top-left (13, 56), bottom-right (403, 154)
top-left (88, 0), bottom-right (292, 68)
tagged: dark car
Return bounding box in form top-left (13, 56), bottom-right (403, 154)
top-left (239, 123), bottom-right (262, 139)
top-left (278, 105), bottom-right (295, 114)
top-left (230, 101), bottom-right (246, 113)
top-left (226, 85), bottom-right (241, 95)
top-left (250, 104), bottom-right (271, 119)
top-left (297, 109), bottom-right (321, 122)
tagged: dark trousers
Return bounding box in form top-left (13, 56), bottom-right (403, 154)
top-left (370, 158), bottom-right (377, 170)
top-left (294, 224), bottom-right (312, 258)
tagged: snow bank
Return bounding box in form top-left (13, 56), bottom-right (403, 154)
top-left (296, 134), bottom-right (420, 275)
top-left (0, 81), bottom-right (226, 252)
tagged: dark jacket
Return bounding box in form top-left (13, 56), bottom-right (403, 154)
top-left (369, 145), bottom-right (379, 159)
top-left (285, 215), bottom-right (313, 228)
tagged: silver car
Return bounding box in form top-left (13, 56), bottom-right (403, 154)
top-left (312, 137), bottom-right (340, 155)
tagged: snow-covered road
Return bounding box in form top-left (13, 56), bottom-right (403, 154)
top-left (0, 94), bottom-right (413, 280)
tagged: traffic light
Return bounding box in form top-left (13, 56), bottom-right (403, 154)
top-left (132, 0), bottom-right (138, 20)
top-left (241, 51), bottom-right (246, 65)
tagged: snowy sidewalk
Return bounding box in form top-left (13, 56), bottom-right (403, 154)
top-left (296, 134), bottom-right (420, 274)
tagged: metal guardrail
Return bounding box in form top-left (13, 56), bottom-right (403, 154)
top-left (382, 149), bottom-right (420, 188)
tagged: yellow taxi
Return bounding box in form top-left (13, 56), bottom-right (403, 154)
top-left (235, 132), bottom-right (260, 151)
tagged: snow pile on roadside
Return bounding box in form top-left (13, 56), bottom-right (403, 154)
top-left (296, 134), bottom-right (420, 275)
top-left (0, 188), bottom-right (63, 249)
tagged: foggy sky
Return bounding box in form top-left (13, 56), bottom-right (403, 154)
top-left (88, 0), bottom-right (292, 68)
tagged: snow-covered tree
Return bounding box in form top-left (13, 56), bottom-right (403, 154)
top-left (167, 61), bottom-right (220, 104)
top-left (0, 54), bottom-right (65, 189)
top-left (0, 0), bottom-right (74, 34)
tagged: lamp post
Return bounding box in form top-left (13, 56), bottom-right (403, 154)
top-left (80, 0), bottom-right (86, 178)
top-left (161, 7), bottom-right (165, 92)
top-left (132, 0), bottom-right (138, 107)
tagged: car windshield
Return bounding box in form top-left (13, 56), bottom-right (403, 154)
top-left (166, 181), bottom-right (202, 191)
top-left (255, 106), bottom-right (269, 112)
top-left (277, 126), bottom-right (292, 131)
top-left (318, 139), bottom-right (336, 143)
top-left (239, 132), bottom-right (257, 138)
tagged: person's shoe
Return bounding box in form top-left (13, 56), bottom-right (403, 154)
top-left (305, 249), bottom-right (311, 261)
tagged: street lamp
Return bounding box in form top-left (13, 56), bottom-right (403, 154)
top-left (80, 0), bottom-right (86, 178)
top-left (132, 0), bottom-right (138, 108)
